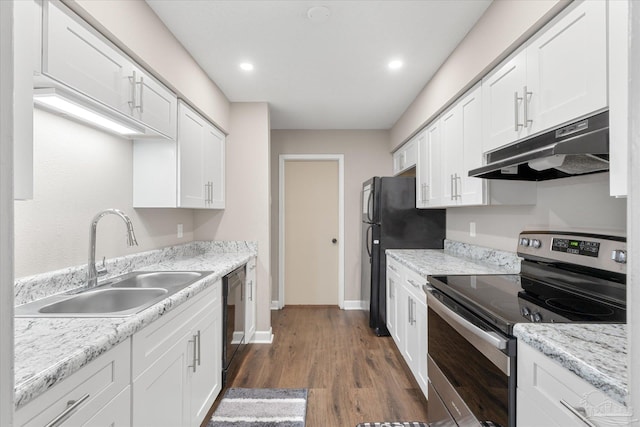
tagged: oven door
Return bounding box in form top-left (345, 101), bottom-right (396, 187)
top-left (427, 288), bottom-right (516, 427)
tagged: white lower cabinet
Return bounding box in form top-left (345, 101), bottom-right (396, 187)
top-left (15, 339), bottom-right (131, 427)
top-left (132, 282), bottom-right (222, 427)
top-left (517, 341), bottom-right (630, 427)
top-left (245, 257), bottom-right (257, 343)
top-left (387, 260), bottom-right (428, 399)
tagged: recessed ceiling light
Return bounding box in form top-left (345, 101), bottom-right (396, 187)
top-left (240, 62), bottom-right (254, 71)
top-left (307, 6), bottom-right (330, 23)
top-left (388, 60), bottom-right (403, 70)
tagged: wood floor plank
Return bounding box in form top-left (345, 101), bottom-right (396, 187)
top-left (216, 306), bottom-right (429, 426)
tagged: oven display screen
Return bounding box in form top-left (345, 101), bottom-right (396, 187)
top-left (552, 238), bottom-right (599, 257)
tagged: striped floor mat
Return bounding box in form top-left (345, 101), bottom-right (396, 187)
top-left (208, 388), bottom-right (308, 426)
top-left (356, 423), bottom-right (429, 427)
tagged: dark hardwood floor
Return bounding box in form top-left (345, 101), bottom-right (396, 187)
top-left (219, 306), bottom-right (429, 426)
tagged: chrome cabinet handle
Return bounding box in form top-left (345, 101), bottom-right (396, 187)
top-left (408, 297), bottom-right (412, 324)
top-left (388, 264), bottom-right (397, 272)
top-left (455, 174), bottom-right (462, 200)
top-left (128, 70), bottom-right (137, 112)
top-left (412, 300), bottom-right (416, 325)
top-left (389, 279), bottom-right (394, 299)
top-left (523, 86), bottom-right (532, 128)
top-left (188, 333), bottom-right (198, 372)
top-left (450, 174), bottom-right (454, 200)
top-left (560, 400), bottom-right (596, 427)
top-left (514, 90), bottom-right (523, 131)
top-left (407, 279), bottom-right (420, 288)
top-left (196, 330), bottom-right (201, 366)
top-left (138, 76), bottom-right (144, 113)
top-left (249, 280), bottom-right (253, 301)
top-left (45, 393), bottom-right (90, 427)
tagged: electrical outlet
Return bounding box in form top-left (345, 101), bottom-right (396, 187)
top-left (470, 222), bottom-right (476, 237)
top-left (177, 223), bottom-right (183, 238)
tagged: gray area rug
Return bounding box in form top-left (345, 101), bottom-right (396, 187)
top-left (208, 388), bottom-right (308, 427)
top-left (356, 423), bottom-right (429, 427)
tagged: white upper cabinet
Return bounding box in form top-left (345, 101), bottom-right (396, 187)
top-left (482, 50), bottom-right (529, 152)
top-left (40, 1), bottom-right (177, 139)
top-left (483, 0), bottom-right (607, 153)
top-left (417, 84), bottom-right (535, 209)
top-left (393, 138), bottom-right (417, 175)
top-left (133, 101), bottom-right (225, 209)
top-left (416, 121), bottom-right (445, 208)
top-left (179, 102), bottom-right (225, 209)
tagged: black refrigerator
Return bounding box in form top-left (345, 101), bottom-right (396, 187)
top-left (361, 176), bottom-right (445, 336)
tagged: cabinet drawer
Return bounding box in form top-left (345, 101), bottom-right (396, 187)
top-left (15, 339), bottom-right (131, 427)
top-left (404, 268), bottom-right (426, 301)
top-left (517, 341), bottom-right (629, 426)
top-left (132, 282), bottom-right (221, 379)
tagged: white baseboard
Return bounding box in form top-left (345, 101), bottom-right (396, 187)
top-left (251, 328), bottom-right (274, 344)
top-left (270, 300), bottom-right (280, 310)
top-left (343, 300), bottom-right (365, 310)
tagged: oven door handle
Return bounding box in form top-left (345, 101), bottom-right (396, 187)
top-left (427, 290), bottom-right (507, 351)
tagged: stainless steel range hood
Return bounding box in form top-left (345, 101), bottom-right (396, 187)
top-left (469, 111), bottom-right (609, 181)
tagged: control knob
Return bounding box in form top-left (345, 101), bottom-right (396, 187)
top-left (611, 250), bottom-right (627, 264)
top-left (529, 239), bottom-right (542, 249)
top-left (519, 238), bottom-right (530, 247)
top-left (532, 312), bottom-right (542, 322)
top-left (521, 307), bottom-right (531, 317)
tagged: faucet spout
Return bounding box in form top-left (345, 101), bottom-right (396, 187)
top-left (87, 209), bottom-right (138, 288)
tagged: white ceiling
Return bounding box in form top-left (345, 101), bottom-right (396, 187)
top-left (145, 0), bottom-right (492, 130)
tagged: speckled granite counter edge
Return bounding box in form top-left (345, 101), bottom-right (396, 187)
top-left (444, 240), bottom-right (520, 272)
top-left (14, 241), bottom-right (256, 409)
top-left (514, 323), bottom-right (628, 406)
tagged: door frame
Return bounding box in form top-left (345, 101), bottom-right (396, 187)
top-left (278, 154), bottom-right (345, 309)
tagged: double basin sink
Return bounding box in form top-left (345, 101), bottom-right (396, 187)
top-left (15, 271), bottom-right (212, 317)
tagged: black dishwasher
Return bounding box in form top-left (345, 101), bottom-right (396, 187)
top-left (222, 265), bottom-right (246, 385)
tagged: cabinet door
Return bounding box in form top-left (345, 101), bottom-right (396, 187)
top-left (245, 260), bottom-right (257, 342)
top-left (44, 2), bottom-right (132, 115)
top-left (425, 121), bottom-right (445, 207)
top-left (441, 106), bottom-right (463, 206)
top-left (133, 336), bottom-right (190, 427)
top-left (189, 305), bottom-right (222, 426)
top-left (131, 65), bottom-right (177, 139)
top-left (179, 104), bottom-right (207, 208)
top-left (204, 124), bottom-right (226, 209)
top-left (482, 50), bottom-right (528, 152)
top-left (415, 297), bottom-right (428, 399)
top-left (386, 262), bottom-right (401, 341)
top-left (458, 85), bottom-right (485, 206)
top-left (526, 0), bottom-right (607, 134)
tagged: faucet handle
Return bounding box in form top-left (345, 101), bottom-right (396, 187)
top-left (96, 257), bottom-right (107, 277)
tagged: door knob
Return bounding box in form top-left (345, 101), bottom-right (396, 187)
top-left (332, 238), bottom-right (337, 244)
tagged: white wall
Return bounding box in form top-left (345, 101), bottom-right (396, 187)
top-left (390, 0), bottom-right (569, 150)
top-left (447, 174), bottom-right (627, 252)
top-left (14, 110), bottom-right (196, 278)
top-left (270, 130), bottom-right (393, 304)
top-left (64, 0), bottom-right (230, 132)
top-left (194, 103), bottom-right (271, 336)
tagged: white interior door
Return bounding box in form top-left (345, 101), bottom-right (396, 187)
top-left (284, 160), bottom-right (339, 305)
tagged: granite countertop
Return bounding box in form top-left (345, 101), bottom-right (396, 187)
top-left (14, 242), bottom-right (256, 410)
top-left (386, 249), bottom-right (515, 277)
top-left (514, 323), bottom-right (628, 406)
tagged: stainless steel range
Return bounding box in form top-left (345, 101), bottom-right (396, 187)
top-left (425, 231), bottom-right (626, 427)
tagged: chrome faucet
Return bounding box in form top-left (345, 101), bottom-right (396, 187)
top-left (87, 209), bottom-right (138, 288)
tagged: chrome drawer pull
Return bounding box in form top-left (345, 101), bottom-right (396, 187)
top-left (560, 400), bottom-right (596, 427)
top-left (407, 279), bottom-right (420, 288)
top-left (45, 393), bottom-right (90, 427)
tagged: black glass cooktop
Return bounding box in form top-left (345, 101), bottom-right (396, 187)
top-left (428, 273), bottom-right (626, 335)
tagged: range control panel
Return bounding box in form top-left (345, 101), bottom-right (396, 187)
top-left (517, 231), bottom-right (626, 274)
top-left (551, 238), bottom-right (600, 257)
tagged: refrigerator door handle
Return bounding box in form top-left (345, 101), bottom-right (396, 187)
top-left (366, 189), bottom-right (374, 223)
top-left (365, 225), bottom-right (373, 258)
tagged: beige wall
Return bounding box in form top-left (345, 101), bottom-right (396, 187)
top-left (194, 103), bottom-right (271, 334)
top-left (64, 0), bottom-right (230, 132)
top-left (14, 109), bottom-right (196, 278)
top-left (271, 130), bottom-right (393, 304)
top-left (447, 173), bottom-right (627, 252)
top-left (390, 0), bottom-right (570, 150)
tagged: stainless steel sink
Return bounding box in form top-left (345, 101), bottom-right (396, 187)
top-left (15, 270), bottom-right (212, 317)
top-left (108, 271), bottom-right (203, 289)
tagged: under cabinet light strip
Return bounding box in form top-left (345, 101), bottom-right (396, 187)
top-left (33, 88), bottom-right (143, 136)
